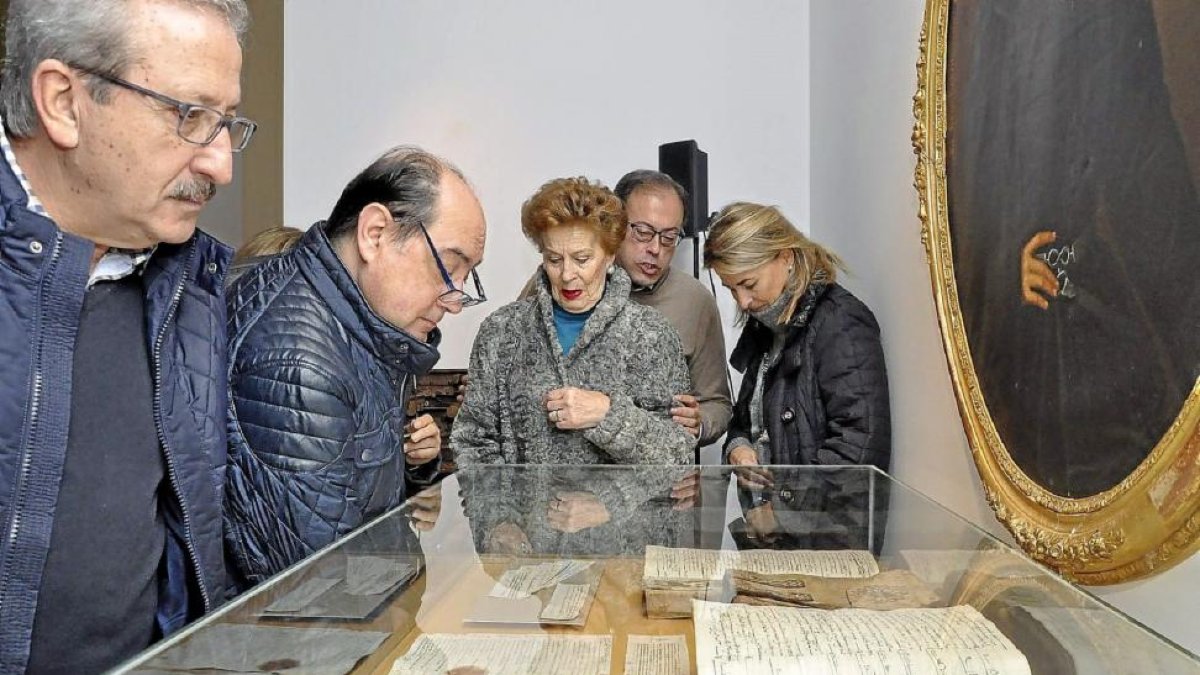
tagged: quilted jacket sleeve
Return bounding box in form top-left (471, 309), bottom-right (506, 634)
top-left (722, 363), bottom-right (758, 463)
top-left (224, 358), bottom-right (363, 585)
top-left (812, 300), bottom-right (892, 471)
top-left (722, 325), bottom-right (760, 463)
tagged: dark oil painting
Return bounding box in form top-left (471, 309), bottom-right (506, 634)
top-left (946, 0), bottom-right (1200, 498)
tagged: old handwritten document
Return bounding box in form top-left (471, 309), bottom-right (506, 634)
top-left (644, 546), bottom-right (879, 585)
top-left (693, 601), bottom-right (1030, 675)
top-left (624, 635), bottom-right (689, 675)
top-left (390, 634), bottom-right (611, 675)
top-left (644, 547), bottom-right (891, 618)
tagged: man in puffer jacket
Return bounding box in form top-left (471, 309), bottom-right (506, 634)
top-left (224, 146), bottom-right (487, 587)
top-left (0, 1), bottom-right (251, 672)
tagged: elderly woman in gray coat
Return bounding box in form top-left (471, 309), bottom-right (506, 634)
top-left (452, 177), bottom-right (694, 469)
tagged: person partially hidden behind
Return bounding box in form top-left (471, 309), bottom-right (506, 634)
top-left (224, 146), bottom-right (487, 586)
top-left (0, 0), bottom-right (255, 671)
top-left (226, 224), bottom-right (303, 284)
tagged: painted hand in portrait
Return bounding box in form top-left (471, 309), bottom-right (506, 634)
top-left (950, 0), bottom-right (1200, 498)
top-left (917, 0), bottom-right (1200, 581)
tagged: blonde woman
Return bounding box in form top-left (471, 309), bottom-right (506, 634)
top-left (704, 202), bottom-right (890, 474)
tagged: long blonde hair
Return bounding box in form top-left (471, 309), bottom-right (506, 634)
top-left (233, 226), bottom-right (304, 265)
top-left (703, 202), bottom-right (845, 324)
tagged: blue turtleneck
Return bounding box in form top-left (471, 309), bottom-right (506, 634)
top-left (552, 302), bottom-right (594, 355)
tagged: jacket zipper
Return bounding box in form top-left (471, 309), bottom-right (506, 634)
top-left (0, 233), bottom-right (65, 619)
top-left (151, 242), bottom-right (212, 612)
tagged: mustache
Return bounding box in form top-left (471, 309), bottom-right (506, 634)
top-left (167, 179), bottom-right (216, 203)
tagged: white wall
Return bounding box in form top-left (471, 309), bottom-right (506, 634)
top-left (809, 0), bottom-right (998, 539)
top-left (284, 0), bottom-right (809, 369)
top-left (809, 0), bottom-right (1200, 655)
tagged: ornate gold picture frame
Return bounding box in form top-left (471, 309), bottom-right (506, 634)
top-left (912, 0), bottom-right (1200, 583)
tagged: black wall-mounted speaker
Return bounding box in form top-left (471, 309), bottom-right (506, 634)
top-left (658, 140), bottom-right (708, 237)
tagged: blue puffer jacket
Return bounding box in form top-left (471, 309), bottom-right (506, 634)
top-left (224, 225), bottom-right (441, 587)
top-left (0, 163), bottom-right (231, 671)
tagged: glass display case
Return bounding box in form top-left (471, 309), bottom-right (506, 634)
top-left (114, 465), bottom-right (1200, 674)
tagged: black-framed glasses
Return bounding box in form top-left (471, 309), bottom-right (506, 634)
top-left (418, 223), bottom-right (486, 307)
top-left (73, 66), bottom-right (257, 152)
top-left (628, 221), bottom-right (683, 248)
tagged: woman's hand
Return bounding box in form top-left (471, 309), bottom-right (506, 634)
top-left (485, 521), bottom-right (531, 555)
top-left (545, 387), bottom-right (610, 429)
top-left (729, 445), bottom-right (773, 491)
top-left (744, 501), bottom-right (779, 543)
top-left (729, 445), bottom-right (759, 466)
top-left (670, 469), bottom-right (701, 511)
top-left (547, 491), bottom-right (611, 533)
top-left (407, 485), bottom-right (442, 532)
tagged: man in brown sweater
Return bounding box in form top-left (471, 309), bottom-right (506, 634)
top-left (612, 170), bottom-right (732, 447)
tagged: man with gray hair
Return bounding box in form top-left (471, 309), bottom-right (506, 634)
top-left (0, 0), bottom-right (255, 671)
top-left (224, 146), bottom-right (487, 586)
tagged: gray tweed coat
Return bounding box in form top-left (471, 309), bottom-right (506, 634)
top-left (452, 266), bottom-right (694, 466)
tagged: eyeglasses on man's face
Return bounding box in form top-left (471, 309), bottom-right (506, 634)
top-left (628, 221), bottom-right (683, 248)
top-left (417, 223), bottom-right (486, 308)
top-left (73, 65), bottom-right (257, 152)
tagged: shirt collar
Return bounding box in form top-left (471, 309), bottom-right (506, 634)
top-left (630, 264), bottom-right (671, 295)
top-left (89, 246), bottom-right (158, 288)
top-left (2, 115), bottom-right (155, 286)
top-left (0, 117), bottom-right (48, 215)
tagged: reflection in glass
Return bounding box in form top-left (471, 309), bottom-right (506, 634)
top-left (114, 466), bottom-right (1199, 675)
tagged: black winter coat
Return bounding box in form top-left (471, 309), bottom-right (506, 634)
top-left (726, 283), bottom-right (891, 471)
top-left (0, 161), bottom-right (231, 670)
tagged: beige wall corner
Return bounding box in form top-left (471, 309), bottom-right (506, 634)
top-left (241, 0), bottom-right (284, 241)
